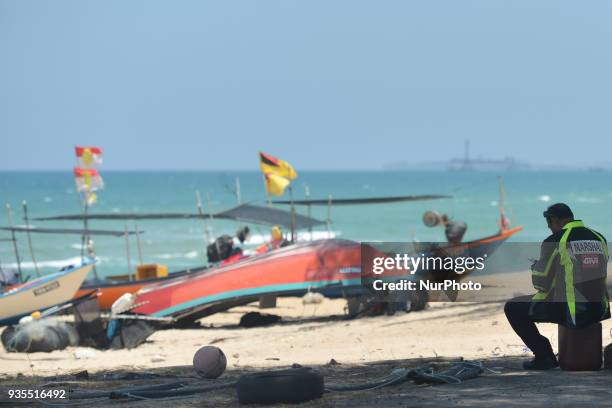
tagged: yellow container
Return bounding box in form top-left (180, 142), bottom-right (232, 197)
top-left (136, 264), bottom-right (168, 280)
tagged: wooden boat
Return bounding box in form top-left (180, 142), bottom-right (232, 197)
top-left (131, 226), bottom-right (522, 323)
top-left (0, 263), bottom-right (93, 326)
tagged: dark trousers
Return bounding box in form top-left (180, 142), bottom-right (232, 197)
top-left (504, 295), bottom-right (555, 359)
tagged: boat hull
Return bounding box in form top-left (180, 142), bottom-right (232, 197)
top-left (133, 230), bottom-right (522, 322)
top-left (132, 239), bottom-right (362, 320)
top-left (0, 263), bottom-right (93, 326)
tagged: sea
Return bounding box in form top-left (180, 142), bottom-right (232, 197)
top-left (1, 170), bottom-right (611, 279)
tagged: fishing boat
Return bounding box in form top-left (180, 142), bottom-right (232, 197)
top-left (131, 239), bottom-right (362, 321)
top-left (0, 262), bottom-right (94, 326)
top-left (0, 220), bottom-right (146, 310)
top-left (130, 222), bottom-right (522, 323)
top-left (36, 203), bottom-right (327, 309)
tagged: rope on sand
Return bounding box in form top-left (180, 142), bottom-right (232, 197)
top-left (325, 368), bottom-right (411, 391)
top-left (326, 360), bottom-right (490, 392)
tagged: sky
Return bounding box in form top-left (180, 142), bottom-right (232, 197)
top-left (1, 1), bottom-right (611, 170)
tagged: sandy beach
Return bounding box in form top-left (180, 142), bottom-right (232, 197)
top-left (2, 269), bottom-right (612, 406)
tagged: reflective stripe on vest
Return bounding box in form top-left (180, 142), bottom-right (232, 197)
top-left (532, 248), bottom-right (559, 291)
top-left (557, 220), bottom-right (607, 325)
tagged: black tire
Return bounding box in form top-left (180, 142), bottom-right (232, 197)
top-left (236, 367), bottom-right (324, 404)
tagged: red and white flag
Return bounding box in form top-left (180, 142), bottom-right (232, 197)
top-left (75, 146), bottom-right (103, 167)
top-left (74, 167), bottom-right (104, 193)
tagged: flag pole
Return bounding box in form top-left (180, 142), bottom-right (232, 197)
top-left (80, 200), bottom-right (88, 263)
top-left (262, 175), bottom-right (271, 207)
top-left (77, 179), bottom-right (85, 263)
top-left (259, 152), bottom-right (271, 207)
top-left (82, 199), bottom-right (99, 279)
top-left (206, 192), bottom-right (222, 262)
top-left (498, 176), bottom-right (509, 231)
top-left (75, 149), bottom-right (88, 265)
top-left (326, 194), bottom-right (333, 238)
top-left (206, 192), bottom-right (215, 226)
top-left (125, 224), bottom-right (133, 281)
top-left (196, 190), bottom-right (212, 245)
top-left (6, 204), bottom-right (22, 282)
top-left (305, 185), bottom-right (312, 241)
top-left (235, 177), bottom-right (242, 205)
top-left (289, 186), bottom-right (296, 243)
top-left (75, 146), bottom-right (101, 280)
top-left (135, 223), bottom-right (143, 265)
top-left (22, 200), bottom-right (40, 277)
top-left (196, 190), bottom-right (214, 264)
top-left (235, 177), bottom-right (243, 231)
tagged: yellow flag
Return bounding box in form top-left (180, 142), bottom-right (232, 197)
top-left (265, 173), bottom-right (290, 196)
top-left (259, 152), bottom-right (297, 180)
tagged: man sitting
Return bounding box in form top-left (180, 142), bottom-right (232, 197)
top-left (504, 203), bottom-right (610, 369)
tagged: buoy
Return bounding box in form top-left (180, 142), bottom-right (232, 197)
top-left (193, 345), bottom-right (227, 379)
top-left (302, 292), bottom-right (324, 305)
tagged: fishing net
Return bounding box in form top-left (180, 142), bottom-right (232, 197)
top-left (1, 318), bottom-right (79, 353)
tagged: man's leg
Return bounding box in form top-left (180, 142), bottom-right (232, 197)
top-left (504, 295), bottom-right (556, 367)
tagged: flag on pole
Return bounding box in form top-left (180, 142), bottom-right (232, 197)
top-left (264, 173), bottom-right (291, 196)
top-left (74, 168), bottom-right (104, 192)
top-left (259, 152), bottom-right (298, 180)
top-left (75, 146), bottom-right (103, 167)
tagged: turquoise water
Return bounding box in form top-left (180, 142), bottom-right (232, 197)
top-left (1, 171), bottom-right (611, 279)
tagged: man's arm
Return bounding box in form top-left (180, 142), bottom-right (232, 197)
top-left (532, 241), bottom-right (558, 292)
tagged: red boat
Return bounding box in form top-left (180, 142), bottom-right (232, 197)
top-left (131, 239), bottom-right (362, 321)
top-left (132, 226), bottom-right (522, 322)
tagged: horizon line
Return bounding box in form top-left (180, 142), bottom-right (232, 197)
top-left (0, 168), bottom-right (609, 173)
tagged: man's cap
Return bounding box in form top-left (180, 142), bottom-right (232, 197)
top-left (543, 203), bottom-right (574, 220)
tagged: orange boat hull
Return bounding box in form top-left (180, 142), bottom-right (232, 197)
top-left (74, 283), bottom-right (148, 310)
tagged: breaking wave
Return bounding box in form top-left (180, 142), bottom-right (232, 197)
top-left (538, 195), bottom-right (551, 202)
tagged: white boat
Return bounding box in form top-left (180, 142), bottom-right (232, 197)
top-left (0, 263), bottom-right (93, 326)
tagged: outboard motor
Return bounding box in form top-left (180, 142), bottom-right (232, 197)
top-left (444, 220), bottom-right (467, 244)
top-left (207, 235), bottom-right (237, 263)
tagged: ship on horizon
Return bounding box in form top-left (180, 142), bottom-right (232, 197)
top-left (447, 140), bottom-right (530, 171)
